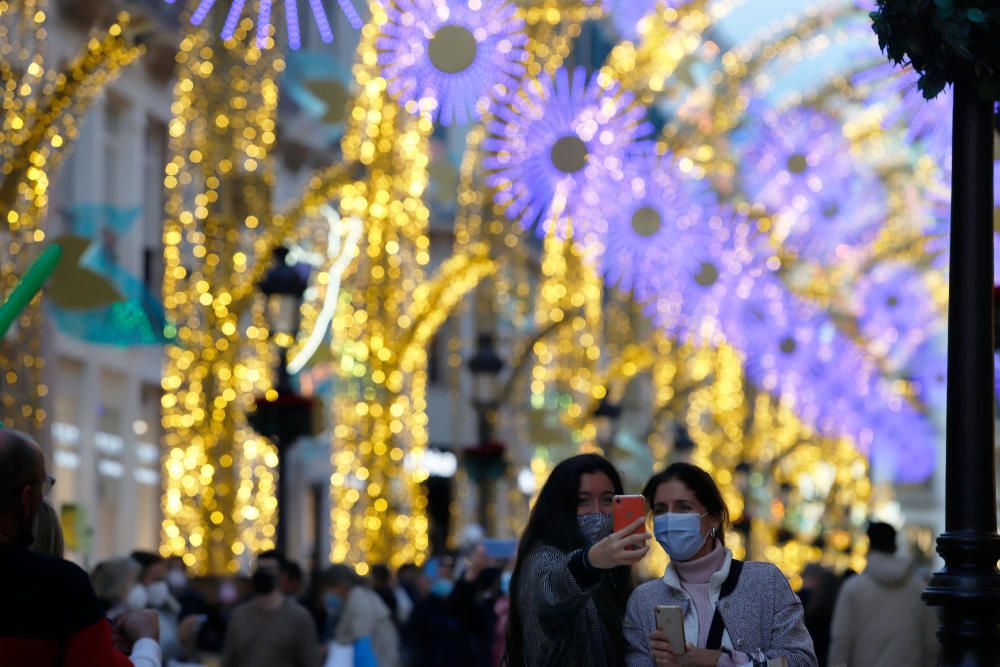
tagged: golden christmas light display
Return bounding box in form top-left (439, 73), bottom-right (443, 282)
top-left (0, 1), bottom-right (146, 435)
top-left (327, 5), bottom-right (498, 570)
top-left (160, 27), bottom-right (284, 573)
top-left (0, 0), bottom-right (930, 576)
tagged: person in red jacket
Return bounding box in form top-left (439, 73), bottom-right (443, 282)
top-left (0, 428), bottom-right (161, 667)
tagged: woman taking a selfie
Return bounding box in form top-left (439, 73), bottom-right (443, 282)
top-left (624, 463), bottom-right (816, 667)
top-left (505, 453), bottom-right (649, 667)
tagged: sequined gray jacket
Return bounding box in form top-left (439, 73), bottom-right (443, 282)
top-left (623, 553), bottom-right (817, 667)
top-left (515, 544), bottom-right (620, 667)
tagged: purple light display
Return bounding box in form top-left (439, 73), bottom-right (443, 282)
top-left (610, 0), bottom-right (669, 41)
top-left (907, 335), bottom-right (947, 413)
top-left (716, 267), bottom-right (936, 482)
top-left (736, 105), bottom-right (887, 264)
top-left (376, 0), bottom-right (529, 126)
top-left (854, 263), bottom-right (938, 364)
top-left (484, 66), bottom-right (651, 233)
top-left (182, 0), bottom-right (360, 48)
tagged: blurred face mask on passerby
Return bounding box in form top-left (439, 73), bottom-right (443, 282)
top-left (146, 580), bottom-right (172, 608)
top-left (323, 591), bottom-right (343, 618)
top-left (166, 568), bottom-right (187, 593)
top-left (219, 580), bottom-right (239, 605)
top-left (429, 578), bottom-right (454, 598)
top-left (125, 583), bottom-right (149, 610)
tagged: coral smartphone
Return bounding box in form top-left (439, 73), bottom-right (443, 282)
top-left (612, 494), bottom-right (647, 549)
top-left (654, 605), bottom-right (686, 654)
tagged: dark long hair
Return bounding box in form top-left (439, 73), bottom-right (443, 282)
top-left (504, 454), bottom-right (632, 666)
top-left (641, 462), bottom-right (729, 545)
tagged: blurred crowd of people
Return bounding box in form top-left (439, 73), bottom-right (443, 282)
top-left (1, 428), bottom-right (939, 667)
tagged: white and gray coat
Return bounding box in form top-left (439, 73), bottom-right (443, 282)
top-left (624, 549), bottom-right (818, 667)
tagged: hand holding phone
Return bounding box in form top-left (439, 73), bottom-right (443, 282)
top-left (613, 495), bottom-right (647, 550)
top-left (654, 605), bottom-right (685, 654)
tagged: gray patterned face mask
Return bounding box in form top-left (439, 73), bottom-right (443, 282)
top-left (577, 512), bottom-right (613, 544)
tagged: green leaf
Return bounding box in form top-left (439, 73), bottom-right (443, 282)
top-left (967, 8), bottom-right (986, 23)
top-left (919, 75), bottom-right (947, 100)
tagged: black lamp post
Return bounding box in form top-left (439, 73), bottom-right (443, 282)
top-left (921, 82), bottom-right (1000, 666)
top-left (250, 246), bottom-right (313, 557)
top-left (465, 332), bottom-right (505, 531)
top-left (593, 396), bottom-right (621, 451)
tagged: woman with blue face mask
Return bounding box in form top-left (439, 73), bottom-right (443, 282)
top-left (505, 453), bottom-right (650, 667)
top-left (624, 463), bottom-right (817, 667)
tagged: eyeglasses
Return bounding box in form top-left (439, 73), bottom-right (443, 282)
top-left (40, 475), bottom-right (56, 497)
top-left (8, 475), bottom-right (55, 497)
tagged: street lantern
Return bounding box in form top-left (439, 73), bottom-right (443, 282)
top-left (467, 332), bottom-right (505, 410)
top-left (250, 245), bottom-right (314, 557)
top-left (593, 396), bottom-right (622, 450)
top-left (258, 246), bottom-right (308, 341)
top-left (465, 332), bottom-right (506, 532)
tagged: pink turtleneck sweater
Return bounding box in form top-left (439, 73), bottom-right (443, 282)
top-left (673, 541), bottom-right (751, 666)
top-left (674, 540), bottom-right (726, 648)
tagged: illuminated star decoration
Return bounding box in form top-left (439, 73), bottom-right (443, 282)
top-left (854, 262), bottom-right (940, 364)
top-left (736, 105), bottom-right (887, 264)
top-left (177, 0), bottom-right (364, 50)
top-left (584, 145), bottom-right (740, 337)
top-left (610, 0), bottom-right (677, 42)
top-left (906, 334), bottom-right (947, 413)
top-left (377, 0), bottom-right (529, 126)
top-left (484, 66), bottom-right (651, 234)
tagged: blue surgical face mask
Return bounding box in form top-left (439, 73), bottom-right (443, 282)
top-left (429, 578), bottom-right (454, 598)
top-left (577, 512), bottom-right (613, 545)
top-left (500, 571), bottom-right (512, 596)
top-left (653, 512), bottom-right (710, 562)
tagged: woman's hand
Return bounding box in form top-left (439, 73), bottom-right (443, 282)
top-left (649, 629), bottom-right (679, 666)
top-left (648, 630), bottom-right (723, 667)
top-left (586, 517), bottom-right (650, 569)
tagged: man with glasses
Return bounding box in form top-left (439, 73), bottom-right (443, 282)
top-left (0, 428), bottom-right (161, 666)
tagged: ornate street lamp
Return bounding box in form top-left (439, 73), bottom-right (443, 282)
top-left (593, 396), bottom-right (622, 450)
top-left (250, 246), bottom-right (315, 556)
top-left (465, 332), bottom-right (506, 532)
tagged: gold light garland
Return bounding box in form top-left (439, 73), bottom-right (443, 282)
top-left (327, 3), bottom-right (435, 570)
top-left (0, 2), bottom-right (145, 434)
top-left (160, 26), bottom-right (281, 574)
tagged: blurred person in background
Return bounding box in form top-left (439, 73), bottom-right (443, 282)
top-left (402, 556), bottom-right (464, 667)
top-left (506, 454), bottom-right (648, 667)
top-left (828, 522), bottom-right (938, 667)
top-left (491, 559), bottom-right (515, 667)
top-left (92, 557), bottom-right (146, 618)
top-left (325, 564), bottom-right (400, 667)
top-left (29, 498), bottom-right (64, 558)
top-left (0, 428), bottom-right (161, 666)
top-left (371, 564), bottom-right (401, 627)
top-left (281, 559), bottom-right (305, 598)
top-left (132, 551), bottom-right (202, 667)
top-left (222, 551), bottom-right (320, 667)
top-left (449, 545), bottom-right (502, 667)
top-left (799, 563), bottom-right (842, 667)
top-left (395, 563), bottom-right (419, 626)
